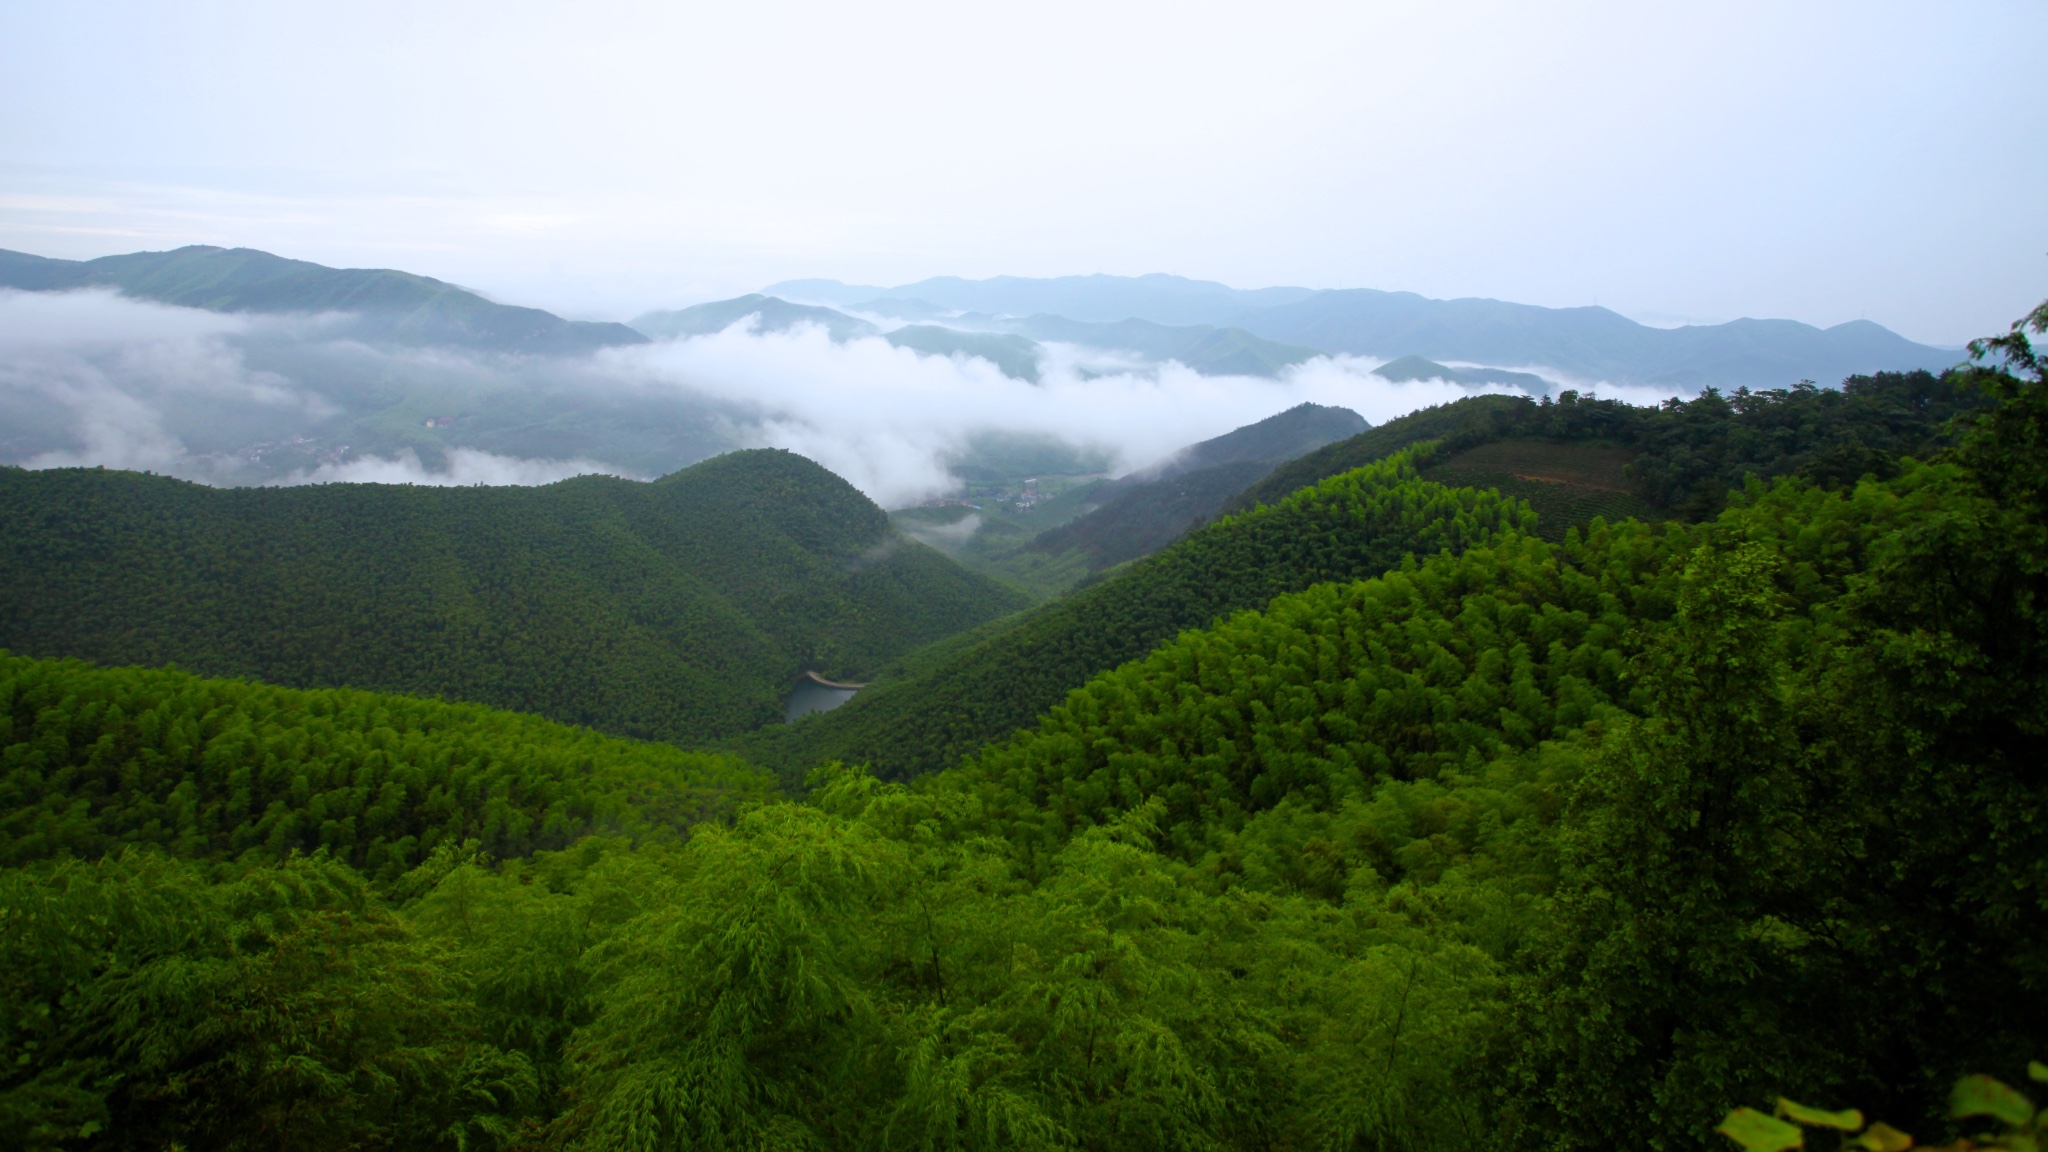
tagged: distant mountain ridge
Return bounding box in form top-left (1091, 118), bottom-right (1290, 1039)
top-left (630, 294), bottom-right (880, 342)
top-left (1231, 288), bottom-right (1954, 389)
top-left (769, 273), bottom-right (1957, 388)
top-left (1008, 315), bottom-right (1319, 377)
top-left (0, 248), bottom-right (1956, 385)
top-left (631, 293), bottom-right (1316, 380)
top-left (882, 326), bottom-right (1046, 382)
top-left (766, 273), bottom-right (1319, 326)
top-left (0, 245), bottom-right (646, 354)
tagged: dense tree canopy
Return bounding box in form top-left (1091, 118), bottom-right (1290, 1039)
top-left (1235, 368), bottom-right (1985, 519)
top-left (0, 654), bottom-right (772, 875)
top-left (0, 450), bottom-right (1025, 746)
top-left (734, 450), bottom-right (1534, 781)
top-left (743, 369), bottom-right (1985, 784)
top-left (2, 306), bottom-right (2040, 1152)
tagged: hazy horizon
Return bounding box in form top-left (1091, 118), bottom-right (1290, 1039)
top-left (4, 1), bottom-right (2043, 347)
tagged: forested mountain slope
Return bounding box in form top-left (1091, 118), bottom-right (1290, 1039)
top-left (730, 450), bottom-right (1533, 781)
top-left (0, 652), bottom-right (775, 1148)
top-left (1233, 370), bottom-right (1986, 521)
top-left (0, 245), bottom-right (645, 354)
top-left (7, 305), bottom-right (2037, 1151)
top-left (0, 654), bottom-right (773, 875)
top-left (740, 372), bottom-right (1983, 783)
top-left (1024, 401), bottom-right (1367, 570)
top-left (898, 389), bottom-right (2046, 1147)
top-left (1137, 400), bottom-right (1370, 478)
top-left (0, 450), bottom-right (1026, 745)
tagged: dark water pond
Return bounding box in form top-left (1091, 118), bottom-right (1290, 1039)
top-left (786, 680), bottom-right (859, 723)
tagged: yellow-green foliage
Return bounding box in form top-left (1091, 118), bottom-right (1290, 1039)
top-left (941, 516), bottom-right (1686, 869)
top-left (3, 305), bottom-right (2045, 1152)
top-left (737, 448), bottom-right (1538, 781)
top-left (1719, 1063), bottom-right (2048, 1152)
top-left (1, 852), bottom-right (539, 1152)
top-left (0, 655), bottom-right (773, 875)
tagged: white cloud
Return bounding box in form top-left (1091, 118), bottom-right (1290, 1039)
top-left (275, 447), bottom-right (631, 487)
top-left (0, 289), bottom-right (334, 473)
top-left (0, 293), bottom-right (1658, 508)
top-left (898, 512), bottom-right (984, 551)
top-left (602, 322), bottom-right (1513, 507)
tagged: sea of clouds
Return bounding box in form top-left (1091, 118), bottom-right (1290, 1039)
top-left (0, 288), bottom-right (1683, 507)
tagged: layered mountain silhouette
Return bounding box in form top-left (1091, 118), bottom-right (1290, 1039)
top-left (1008, 315), bottom-right (1318, 377)
top-left (632, 293), bottom-right (1320, 380)
top-left (0, 247), bottom-right (1954, 388)
top-left (765, 273), bottom-right (1319, 326)
top-left (769, 273), bottom-right (1957, 388)
top-left (630, 294), bottom-right (880, 342)
top-left (0, 245), bottom-right (646, 354)
top-left (880, 326), bottom-right (1046, 382)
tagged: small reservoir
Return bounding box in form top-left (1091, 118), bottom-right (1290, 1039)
top-left (786, 671), bottom-right (864, 723)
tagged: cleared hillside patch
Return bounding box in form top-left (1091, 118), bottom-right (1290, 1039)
top-left (1422, 438), bottom-right (1657, 538)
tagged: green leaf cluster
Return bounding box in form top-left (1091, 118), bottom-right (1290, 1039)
top-left (1719, 1062), bottom-right (2048, 1152)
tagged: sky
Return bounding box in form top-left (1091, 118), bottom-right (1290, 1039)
top-left (1, 0), bottom-right (2044, 346)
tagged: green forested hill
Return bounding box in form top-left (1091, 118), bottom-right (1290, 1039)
top-left (7, 314), bottom-right (2038, 1151)
top-left (1232, 369), bottom-right (1984, 519)
top-left (0, 652), bottom-right (776, 1149)
top-left (0, 450), bottom-right (1026, 745)
top-left (899, 415), bottom-right (2045, 1148)
top-left (731, 449), bottom-right (1534, 781)
top-left (0, 654), bottom-right (772, 875)
top-left (749, 372), bottom-right (1847, 782)
top-left (1422, 438), bottom-right (1658, 538)
top-left (2, 304), bottom-right (2039, 1152)
top-left (0, 245), bottom-right (646, 354)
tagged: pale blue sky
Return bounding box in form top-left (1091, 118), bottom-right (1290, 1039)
top-left (2, 0), bottom-right (2042, 344)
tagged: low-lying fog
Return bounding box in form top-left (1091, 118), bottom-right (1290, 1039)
top-left (0, 288), bottom-right (1683, 507)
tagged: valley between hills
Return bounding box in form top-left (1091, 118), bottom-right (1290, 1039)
top-left (1, 251), bottom-right (2042, 1152)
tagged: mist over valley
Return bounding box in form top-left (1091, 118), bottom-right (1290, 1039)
top-left (0, 244), bottom-right (1960, 513)
top-left (3, 5), bottom-right (2043, 1150)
